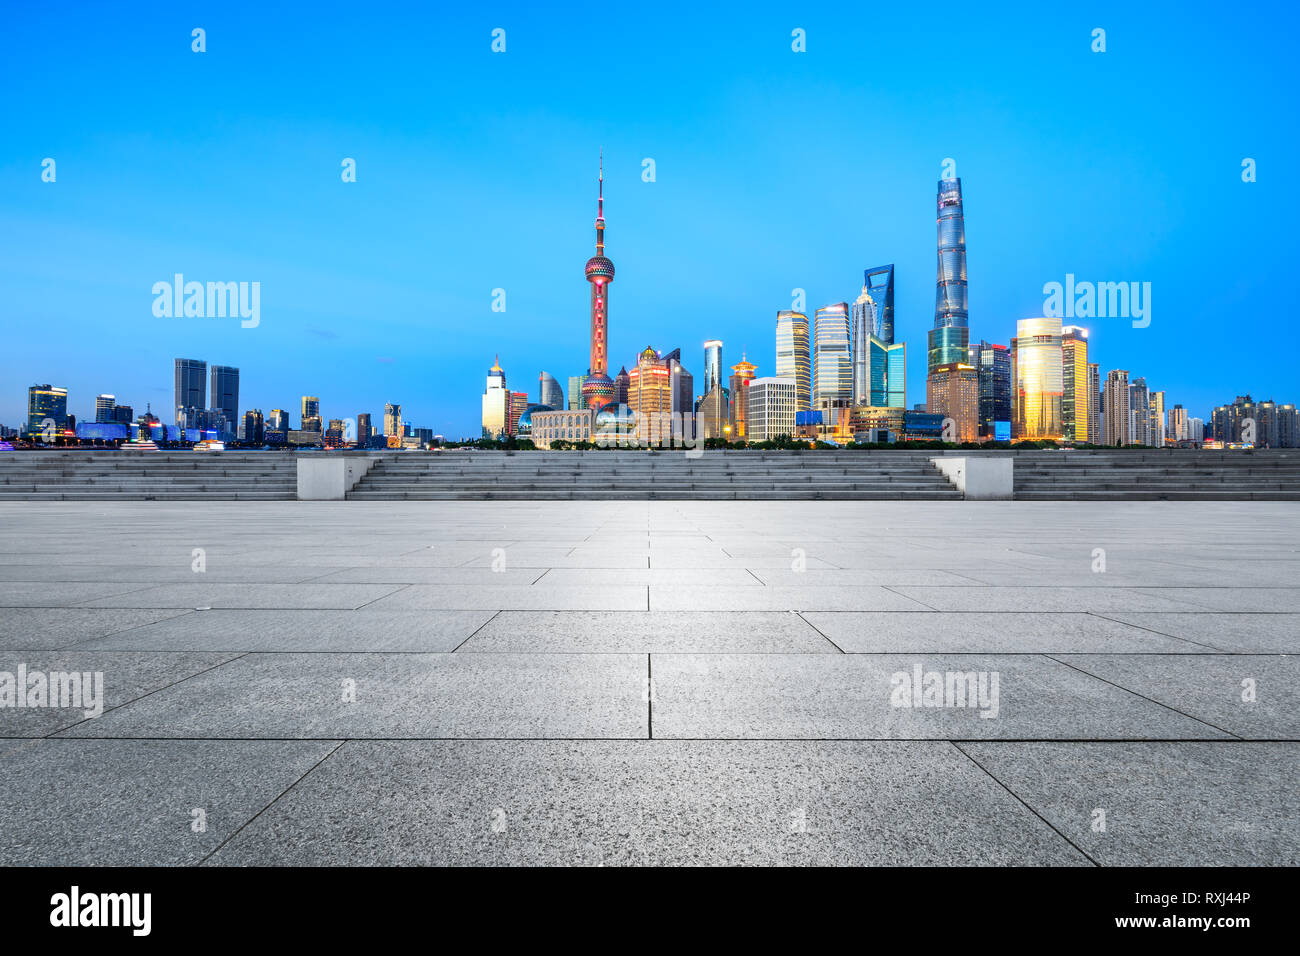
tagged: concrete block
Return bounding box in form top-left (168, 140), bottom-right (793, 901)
top-left (930, 456), bottom-right (1013, 499)
top-left (297, 456), bottom-right (375, 499)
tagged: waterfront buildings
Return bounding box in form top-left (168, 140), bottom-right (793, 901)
top-left (747, 377), bottom-right (797, 441)
top-left (1129, 377), bottom-right (1150, 446)
top-left (1061, 326), bottom-right (1089, 443)
top-left (926, 362), bottom-right (980, 442)
top-left (775, 310), bottom-right (811, 411)
top-left (1010, 317), bottom-right (1063, 441)
top-left (1104, 369), bottom-right (1131, 446)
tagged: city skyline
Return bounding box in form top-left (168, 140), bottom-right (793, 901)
top-left (2, 3), bottom-right (1294, 436)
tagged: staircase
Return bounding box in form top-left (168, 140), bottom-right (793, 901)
top-left (0, 451), bottom-right (298, 500)
top-left (1011, 449), bottom-right (1300, 500)
top-left (347, 450), bottom-right (962, 500)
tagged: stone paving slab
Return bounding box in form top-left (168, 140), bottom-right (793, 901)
top-left (366, 584), bottom-right (650, 611)
top-left (74, 609), bottom-right (496, 653)
top-left (1052, 654), bottom-right (1300, 739)
top-left (648, 654), bottom-right (1230, 740)
top-left (0, 651), bottom-right (239, 736)
top-left (650, 585), bottom-right (931, 611)
top-left (887, 585), bottom-right (1209, 613)
top-left (74, 582), bottom-right (406, 610)
top-left (0, 608), bottom-right (193, 649)
top-left (799, 612), bottom-right (1215, 654)
top-left (206, 740), bottom-right (1090, 866)
top-left (1093, 612), bottom-right (1300, 652)
top-left (59, 652), bottom-right (647, 739)
top-left (0, 738), bottom-right (337, 865)
top-left (459, 611), bottom-right (834, 654)
top-left (960, 742), bottom-right (1300, 865)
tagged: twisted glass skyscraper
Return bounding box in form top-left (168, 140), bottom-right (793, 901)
top-left (929, 178), bottom-right (968, 373)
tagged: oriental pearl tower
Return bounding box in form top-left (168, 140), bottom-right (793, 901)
top-left (581, 152), bottom-right (616, 409)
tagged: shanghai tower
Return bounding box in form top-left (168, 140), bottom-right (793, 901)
top-left (928, 177), bottom-right (968, 373)
top-left (581, 152), bottom-right (617, 409)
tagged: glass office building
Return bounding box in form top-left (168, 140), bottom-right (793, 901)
top-left (929, 179), bottom-right (969, 372)
top-left (968, 340), bottom-right (1011, 440)
top-left (1011, 318), bottom-right (1063, 441)
top-left (775, 310), bottom-right (811, 411)
top-left (174, 357), bottom-right (206, 424)
top-left (702, 340), bottom-right (723, 396)
top-left (26, 384), bottom-right (68, 437)
top-left (813, 303), bottom-right (852, 407)
top-left (1060, 326), bottom-right (1089, 443)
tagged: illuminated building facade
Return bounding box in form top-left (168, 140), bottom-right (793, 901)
top-left (509, 391), bottom-right (529, 436)
top-left (482, 356), bottom-right (509, 439)
top-left (627, 346), bottom-right (673, 420)
top-left (1149, 390), bottom-right (1166, 447)
top-left (775, 310), bottom-right (811, 411)
top-left (697, 386), bottom-right (729, 440)
top-left (1011, 317), bottom-right (1063, 441)
top-left (210, 365), bottom-right (240, 428)
top-left (530, 408), bottom-right (594, 449)
top-left (26, 383), bottom-right (68, 438)
top-left (567, 375), bottom-right (587, 411)
top-left (929, 178), bottom-right (969, 373)
top-left (384, 402), bottom-right (402, 438)
top-left (813, 302), bottom-right (852, 408)
top-left (95, 395), bottom-right (116, 423)
top-left (851, 268), bottom-right (896, 405)
top-left (581, 153), bottom-right (616, 409)
top-left (174, 358), bottom-right (206, 426)
top-left (728, 353), bottom-right (757, 439)
top-left (613, 366), bottom-right (630, 404)
top-left (926, 363), bottom-right (980, 442)
top-left (1061, 326), bottom-right (1089, 443)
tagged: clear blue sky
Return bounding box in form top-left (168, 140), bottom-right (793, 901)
top-left (2, 0), bottom-right (1295, 437)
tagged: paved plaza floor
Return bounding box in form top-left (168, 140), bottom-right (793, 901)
top-left (0, 500), bottom-right (1296, 866)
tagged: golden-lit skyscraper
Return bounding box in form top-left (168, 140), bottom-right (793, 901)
top-left (627, 346), bottom-right (672, 417)
top-left (728, 353), bottom-right (757, 440)
top-left (1011, 317), bottom-right (1063, 441)
top-left (926, 363), bottom-right (980, 442)
top-left (775, 310), bottom-right (811, 411)
top-left (480, 357), bottom-right (508, 440)
top-left (1061, 325), bottom-right (1089, 443)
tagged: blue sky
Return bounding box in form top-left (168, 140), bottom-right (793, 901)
top-left (2, 0), bottom-right (1295, 436)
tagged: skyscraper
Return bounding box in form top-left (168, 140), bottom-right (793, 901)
top-left (174, 358), bottom-right (206, 424)
top-left (581, 153), bottom-right (616, 410)
top-left (703, 340), bottom-right (723, 396)
top-left (968, 341), bottom-right (1011, 440)
top-left (863, 335), bottom-right (907, 409)
top-left (1129, 377), bottom-right (1150, 446)
top-left (301, 396), bottom-right (321, 432)
top-left (481, 356), bottom-right (509, 439)
top-left (613, 366), bottom-right (630, 404)
top-left (1087, 363), bottom-right (1101, 444)
top-left (1149, 390), bottom-right (1166, 447)
top-left (385, 402), bottom-right (403, 438)
top-left (1011, 317), bottom-right (1063, 441)
top-left (927, 363), bottom-right (980, 442)
top-left (1104, 370), bottom-right (1131, 446)
top-left (26, 384), bottom-right (67, 438)
top-left (242, 409), bottom-right (264, 445)
top-left (95, 394), bottom-right (116, 423)
top-left (538, 372), bottom-right (563, 409)
top-left (627, 346), bottom-right (672, 424)
top-left (1060, 326), bottom-right (1088, 443)
top-left (357, 413), bottom-right (372, 444)
top-left (509, 391), bottom-right (529, 436)
top-left (775, 310), bottom-right (811, 411)
top-left (728, 353), bottom-right (757, 440)
top-left (567, 375), bottom-right (587, 411)
top-left (851, 269), bottom-right (896, 405)
top-left (929, 178), bottom-right (968, 373)
top-left (210, 365), bottom-right (239, 428)
top-left (813, 302), bottom-right (852, 409)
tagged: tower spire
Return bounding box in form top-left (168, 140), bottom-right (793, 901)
top-left (596, 148), bottom-right (605, 256)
